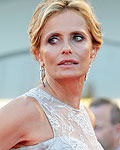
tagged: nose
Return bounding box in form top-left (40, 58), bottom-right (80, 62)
top-left (61, 39), bottom-right (72, 55)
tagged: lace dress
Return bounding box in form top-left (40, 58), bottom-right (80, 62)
top-left (11, 88), bottom-right (104, 150)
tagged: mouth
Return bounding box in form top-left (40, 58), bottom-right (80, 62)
top-left (58, 59), bottom-right (78, 66)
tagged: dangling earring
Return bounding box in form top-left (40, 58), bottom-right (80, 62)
top-left (85, 63), bottom-right (91, 81)
top-left (40, 65), bottom-right (45, 87)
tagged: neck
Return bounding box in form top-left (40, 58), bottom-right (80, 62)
top-left (41, 76), bottom-right (85, 109)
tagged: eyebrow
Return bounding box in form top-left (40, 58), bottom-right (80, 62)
top-left (48, 33), bottom-right (60, 37)
top-left (43, 32), bottom-right (61, 40)
top-left (71, 31), bottom-right (87, 36)
top-left (43, 30), bottom-right (89, 40)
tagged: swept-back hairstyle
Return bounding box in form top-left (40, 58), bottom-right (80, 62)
top-left (28, 0), bottom-right (103, 57)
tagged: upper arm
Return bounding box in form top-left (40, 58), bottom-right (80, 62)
top-left (84, 106), bottom-right (96, 128)
top-left (0, 96), bottom-right (39, 149)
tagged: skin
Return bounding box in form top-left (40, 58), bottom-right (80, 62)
top-left (0, 10), bottom-right (97, 149)
top-left (90, 104), bottom-right (120, 150)
top-left (37, 10), bottom-right (97, 109)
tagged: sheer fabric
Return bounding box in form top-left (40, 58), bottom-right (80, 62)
top-left (12, 88), bottom-right (104, 150)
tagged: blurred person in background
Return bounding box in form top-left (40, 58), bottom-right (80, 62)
top-left (90, 98), bottom-right (120, 150)
top-left (0, 0), bottom-right (104, 149)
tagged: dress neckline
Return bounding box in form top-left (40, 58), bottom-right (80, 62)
top-left (35, 87), bottom-right (82, 112)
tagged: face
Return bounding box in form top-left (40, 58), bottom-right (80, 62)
top-left (91, 105), bottom-right (117, 150)
top-left (39, 10), bottom-right (96, 81)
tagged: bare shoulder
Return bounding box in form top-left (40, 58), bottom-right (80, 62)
top-left (84, 106), bottom-right (96, 128)
top-left (0, 95), bottom-right (43, 149)
top-left (0, 95), bottom-right (42, 124)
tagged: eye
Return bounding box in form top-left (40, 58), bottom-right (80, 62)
top-left (48, 35), bottom-right (59, 44)
top-left (95, 125), bottom-right (102, 130)
top-left (72, 33), bottom-right (84, 42)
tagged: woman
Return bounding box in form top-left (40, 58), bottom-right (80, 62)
top-left (0, 0), bottom-right (103, 149)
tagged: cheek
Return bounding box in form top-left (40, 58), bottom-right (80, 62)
top-left (77, 48), bottom-right (91, 63)
top-left (42, 46), bottom-right (58, 66)
top-left (75, 41), bottom-right (92, 59)
top-left (96, 130), bottom-right (107, 141)
top-left (100, 128), bottom-right (111, 138)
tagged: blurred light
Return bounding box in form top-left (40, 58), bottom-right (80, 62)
top-left (0, 99), bottom-right (12, 108)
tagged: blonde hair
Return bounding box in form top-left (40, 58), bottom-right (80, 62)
top-left (28, 0), bottom-right (103, 57)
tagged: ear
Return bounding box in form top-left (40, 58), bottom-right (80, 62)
top-left (115, 123), bottom-right (120, 135)
top-left (112, 123), bottom-right (120, 145)
top-left (90, 47), bottom-right (99, 63)
top-left (32, 49), bottom-right (44, 66)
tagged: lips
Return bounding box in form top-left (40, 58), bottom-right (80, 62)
top-left (58, 59), bottom-right (78, 65)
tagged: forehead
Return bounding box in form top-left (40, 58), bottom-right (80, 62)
top-left (91, 105), bottom-right (112, 124)
top-left (41, 10), bottom-right (89, 37)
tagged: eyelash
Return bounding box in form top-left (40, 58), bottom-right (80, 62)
top-left (48, 36), bottom-right (59, 44)
top-left (72, 34), bottom-right (85, 42)
top-left (48, 33), bottom-right (85, 44)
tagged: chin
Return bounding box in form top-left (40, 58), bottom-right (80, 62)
top-left (55, 73), bottom-right (82, 80)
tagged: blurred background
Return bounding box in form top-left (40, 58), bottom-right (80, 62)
top-left (0, 0), bottom-right (120, 107)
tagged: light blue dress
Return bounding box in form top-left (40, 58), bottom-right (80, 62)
top-left (11, 88), bottom-right (104, 150)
